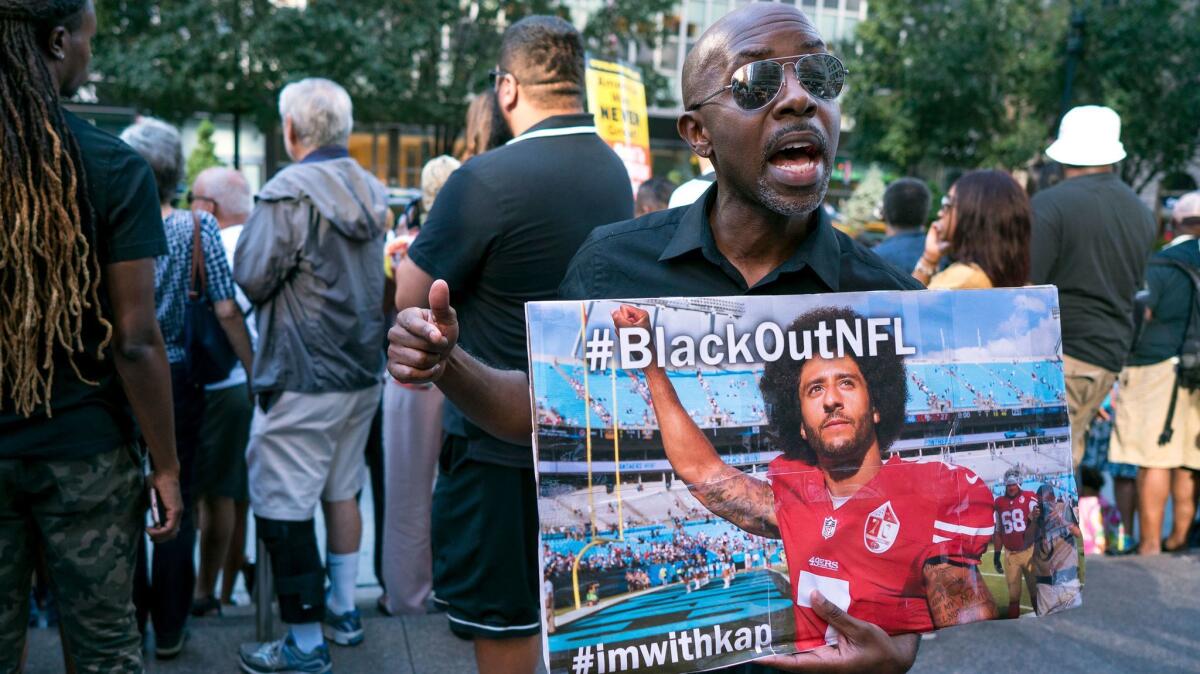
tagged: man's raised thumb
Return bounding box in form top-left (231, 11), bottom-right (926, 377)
top-left (429, 279), bottom-right (454, 323)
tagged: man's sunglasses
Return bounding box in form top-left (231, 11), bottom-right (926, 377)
top-left (688, 53), bottom-right (848, 112)
top-left (488, 68), bottom-right (513, 89)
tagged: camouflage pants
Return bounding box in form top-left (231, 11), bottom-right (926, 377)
top-left (0, 444), bottom-right (145, 674)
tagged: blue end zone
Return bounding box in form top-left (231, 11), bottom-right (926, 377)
top-left (549, 569), bottom-right (792, 652)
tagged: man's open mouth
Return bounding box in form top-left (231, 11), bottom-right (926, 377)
top-left (766, 134), bottom-right (824, 187)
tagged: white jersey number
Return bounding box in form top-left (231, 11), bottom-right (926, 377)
top-left (798, 571), bottom-right (852, 647)
top-left (1001, 508), bottom-right (1027, 534)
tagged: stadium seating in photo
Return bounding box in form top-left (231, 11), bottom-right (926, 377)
top-left (539, 479), bottom-right (715, 530)
top-left (533, 359), bottom-right (1066, 431)
top-left (533, 360), bottom-right (765, 430)
top-left (543, 519), bottom-right (778, 564)
top-left (905, 361), bottom-right (1064, 412)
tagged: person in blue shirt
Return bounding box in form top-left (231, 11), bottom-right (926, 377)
top-left (1109, 191), bottom-right (1200, 555)
top-left (873, 177), bottom-right (931, 274)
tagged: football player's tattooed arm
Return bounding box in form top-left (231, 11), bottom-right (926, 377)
top-left (923, 561), bottom-right (999, 626)
top-left (644, 359), bottom-right (779, 538)
top-left (612, 305), bottom-right (779, 539)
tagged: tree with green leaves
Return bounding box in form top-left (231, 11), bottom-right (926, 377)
top-left (93, 0), bottom-right (661, 162)
top-left (842, 0), bottom-right (1064, 176)
top-left (843, 0), bottom-right (1200, 191)
top-left (842, 164), bottom-right (886, 235)
top-left (185, 119), bottom-right (222, 190)
top-left (1065, 0), bottom-right (1200, 192)
top-left (577, 0), bottom-right (676, 108)
top-left (93, 1), bottom-right (303, 132)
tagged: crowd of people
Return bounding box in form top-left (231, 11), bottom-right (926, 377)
top-left (541, 520), bottom-right (777, 603)
top-left (3, 1), bottom-right (1199, 674)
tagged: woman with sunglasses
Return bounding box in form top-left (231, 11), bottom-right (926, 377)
top-left (912, 169), bottom-right (1032, 289)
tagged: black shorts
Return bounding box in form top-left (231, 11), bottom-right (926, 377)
top-left (195, 385), bottom-right (251, 501)
top-left (431, 435), bottom-right (541, 639)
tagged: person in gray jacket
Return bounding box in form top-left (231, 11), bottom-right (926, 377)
top-left (234, 77), bottom-right (388, 674)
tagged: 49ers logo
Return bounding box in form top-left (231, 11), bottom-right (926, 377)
top-left (864, 501), bottom-right (900, 553)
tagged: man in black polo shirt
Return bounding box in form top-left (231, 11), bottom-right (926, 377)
top-left (390, 4), bottom-right (922, 672)
top-left (0, 1), bottom-right (180, 671)
top-left (389, 15), bottom-right (632, 674)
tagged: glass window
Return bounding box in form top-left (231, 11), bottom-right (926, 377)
top-left (661, 36), bottom-right (680, 70)
top-left (842, 16), bottom-right (859, 41)
top-left (816, 12), bottom-right (837, 41)
top-left (348, 130), bottom-right (390, 184)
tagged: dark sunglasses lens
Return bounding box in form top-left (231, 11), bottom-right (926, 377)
top-left (731, 60), bottom-right (784, 110)
top-left (795, 54), bottom-right (845, 100)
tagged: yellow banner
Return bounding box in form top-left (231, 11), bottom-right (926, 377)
top-left (585, 55), bottom-right (651, 193)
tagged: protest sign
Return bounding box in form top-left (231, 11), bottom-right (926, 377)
top-left (527, 288), bottom-right (1081, 673)
top-left (584, 55), bottom-right (651, 194)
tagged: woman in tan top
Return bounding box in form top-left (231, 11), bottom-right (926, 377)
top-left (912, 169), bottom-right (1032, 289)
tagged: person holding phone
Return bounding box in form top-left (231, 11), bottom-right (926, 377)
top-left (910, 170), bottom-right (1032, 289)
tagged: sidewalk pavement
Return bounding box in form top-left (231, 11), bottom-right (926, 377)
top-left (23, 552), bottom-right (1200, 673)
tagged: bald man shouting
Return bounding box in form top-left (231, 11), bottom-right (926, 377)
top-left (389, 4), bottom-right (923, 672)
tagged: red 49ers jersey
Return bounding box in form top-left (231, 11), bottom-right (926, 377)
top-left (994, 490), bottom-right (1039, 552)
top-left (767, 454), bottom-right (995, 651)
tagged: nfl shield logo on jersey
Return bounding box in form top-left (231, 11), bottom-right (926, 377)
top-left (864, 501), bottom-right (900, 553)
top-left (822, 516), bottom-right (837, 539)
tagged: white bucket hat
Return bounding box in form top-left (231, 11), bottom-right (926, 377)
top-left (1175, 191), bottom-right (1200, 221)
top-left (1045, 105), bottom-right (1127, 167)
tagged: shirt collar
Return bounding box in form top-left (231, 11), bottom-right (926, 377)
top-left (300, 145), bottom-right (350, 164)
top-left (659, 183), bottom-right (843, 291)
top-left (514, 112), bottom-right (597, 138)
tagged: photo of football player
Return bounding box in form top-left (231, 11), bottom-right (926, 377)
top-left (1031, 484), bottom-right (1082, 615)
top-left (993, 468), bottom-right (1039, 618)
top-left (611, 304), bottom-right (999, 651)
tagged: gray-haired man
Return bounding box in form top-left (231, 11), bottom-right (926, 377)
top-left (235, 77), bottom-right (388, 673)
top-left (190, 167), bottom-right (256, 615)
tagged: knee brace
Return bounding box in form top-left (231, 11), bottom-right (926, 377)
top-left (256, 516), bottom-right (325, 624)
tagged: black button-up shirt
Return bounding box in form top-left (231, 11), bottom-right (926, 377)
top-left (559, 184), bottom-right (923, 300)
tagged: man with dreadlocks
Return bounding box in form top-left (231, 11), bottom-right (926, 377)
top-left (0, 1), bottom-right (182, 671)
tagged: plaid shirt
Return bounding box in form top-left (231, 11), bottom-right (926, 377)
top-left (154, 209), bottom-right (236, 364)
